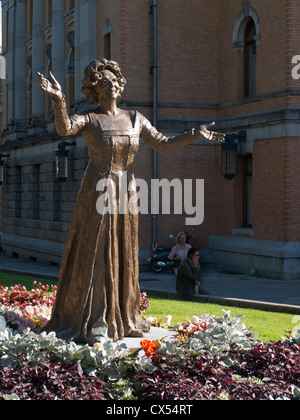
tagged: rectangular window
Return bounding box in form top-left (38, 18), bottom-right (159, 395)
top-left (104, 33), bottom-right (111, 60)
top-left (32, 165), bottom-right (40, 220)
top-left (244, 19), bottom-right (256, 98)
top-left (15, 166), bottom-right (22, 219)
top-left (243, 156), bottom-right (253, 227)
top-left (103, 19), bottom-right (112, 60)
top-left (53, 173), bottom-right (62, 222)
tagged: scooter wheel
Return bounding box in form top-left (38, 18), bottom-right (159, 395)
top-left (151, 261), bottom-right (164, 273)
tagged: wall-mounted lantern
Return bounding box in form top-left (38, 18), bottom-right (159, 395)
top-left (55, 141), bottom-right (76, 182)
top-left (0, 154), bottom-right (10, 185)
top-left (221, 131), bottom-right (247, 180)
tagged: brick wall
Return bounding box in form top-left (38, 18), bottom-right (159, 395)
top-left (252, 137), bottom-right (300, 242)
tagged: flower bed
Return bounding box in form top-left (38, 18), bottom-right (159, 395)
top-left (0, 283), bottom-right (57, 332)
top-left (0, 284), bottom-right (300, 400)
top-left (0, 357), bottom-right (106, 400)
top-left (132, 341), bottom-right (300, 400)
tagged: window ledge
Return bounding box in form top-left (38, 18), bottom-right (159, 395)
top-left (232, 227), bottom-right (254, 237)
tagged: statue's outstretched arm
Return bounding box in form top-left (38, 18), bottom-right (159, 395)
top-left (38, 72), bottom-right (88, 136)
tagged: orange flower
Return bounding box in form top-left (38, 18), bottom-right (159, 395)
top-left (140, 340), bottom-right (159, 357)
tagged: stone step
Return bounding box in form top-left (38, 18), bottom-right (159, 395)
top-left (119, 327), bottom-right (176, 353)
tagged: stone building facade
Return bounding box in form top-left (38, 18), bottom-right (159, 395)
top-left (1, 0), bottom-right (300, 279)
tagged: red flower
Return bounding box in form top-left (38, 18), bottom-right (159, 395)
top-left (140, 340), bottom-right (159, 358)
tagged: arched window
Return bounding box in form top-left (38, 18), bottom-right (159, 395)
top-left (244, 19), bottom-right (256, 97)
top-left (232, 6), bottom-right (260, 99)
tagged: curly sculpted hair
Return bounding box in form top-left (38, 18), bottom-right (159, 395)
top-left (80, 59), bottom-right (127, 104)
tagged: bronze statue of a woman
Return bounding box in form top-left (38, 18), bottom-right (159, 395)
top-left (38, 59), bottom-right (224, 344)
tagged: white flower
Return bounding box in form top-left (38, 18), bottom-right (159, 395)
top-left (191, 316), bottom-right (200, 325)
top-left (146, 317), bottom-right (156, 324)
top-left (24, 305), bottom-right (35, 317)
top-left (93, 343), bottom-right (103, 350)
top-left (35, 305), bottom-right (51, 320)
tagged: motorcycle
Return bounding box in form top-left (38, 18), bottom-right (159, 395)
top-left (148, 245), bottom-right (175, 273)
top-left (148, 233), bottom-right (193, 273)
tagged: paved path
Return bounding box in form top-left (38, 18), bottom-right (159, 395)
top-left (139, 270), bottom-right (300, 314)
top-left (0, 255), bottom-right (299, 314)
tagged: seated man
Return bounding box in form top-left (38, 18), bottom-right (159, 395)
top-left (176, 248), bottom-right (210, 300)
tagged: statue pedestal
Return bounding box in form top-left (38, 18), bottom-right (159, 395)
top-left (119, 327), bottom-right (176, 354)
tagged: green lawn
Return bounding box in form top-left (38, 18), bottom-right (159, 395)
top-left (0, 273), bottom-right (56, 289)
top-left (0, 273), bottom-right (295, 343)
top-left (145, 295), bottom-right (295, 343)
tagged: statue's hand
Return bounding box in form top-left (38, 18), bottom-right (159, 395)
top-left (195, 122), bottom-right (225, 144)
top-left (37, 71), bottom-right (63, 101)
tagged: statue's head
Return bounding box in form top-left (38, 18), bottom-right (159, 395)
top-left (81, 59), bottom-right (127, 104)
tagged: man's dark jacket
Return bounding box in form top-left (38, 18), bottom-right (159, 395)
top-left (176, 258), bottom-right (201, 300)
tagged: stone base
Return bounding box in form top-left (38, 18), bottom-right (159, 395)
top-left (210, 235), bottom-right (300, 280)
top-left (2, 233), bottom-right (65, 266)
top-left (118, 327), bottom-right (176, 353)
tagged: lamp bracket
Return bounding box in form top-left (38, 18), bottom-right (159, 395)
top-left (225, 131), bottom-right (247, 144)
top-left (57, 141), bottom-right (76, 151)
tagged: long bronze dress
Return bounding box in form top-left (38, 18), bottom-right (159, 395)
top-left (42, 97), bottom-right (195, 344)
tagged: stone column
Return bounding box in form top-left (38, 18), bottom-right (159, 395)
top-left (6, 0), bottom-right (15, 125)
top-left (14, 0), bottom-right (27, 127)
top-left (52, 0), bottom-right (65, 92)
top-left (74, 0), bottom-right (97, 102)
top-left (31, 0), bottom-right (45, 123)
top-left (74, 0), bottom-right (81, 101)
